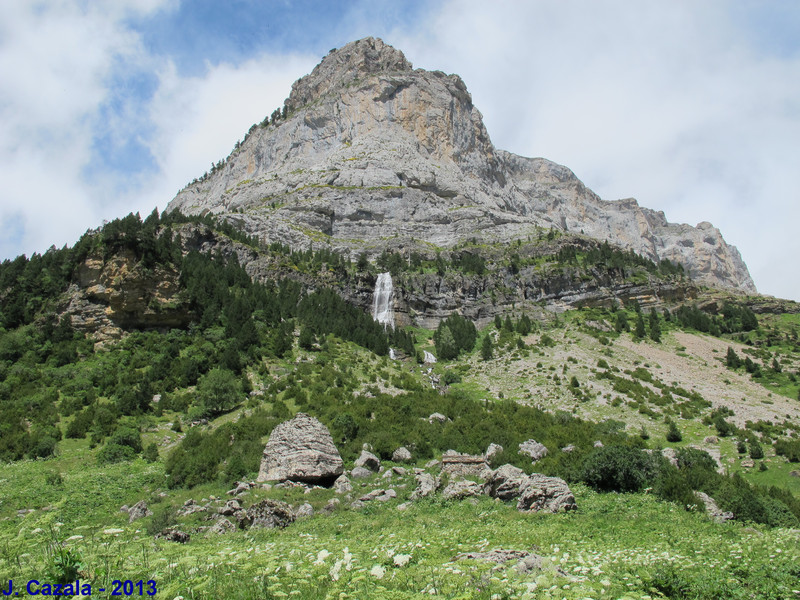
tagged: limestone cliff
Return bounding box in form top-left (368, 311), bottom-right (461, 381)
top-left (166, 37), bottom-right (755, 294)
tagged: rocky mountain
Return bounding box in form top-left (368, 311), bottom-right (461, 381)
top-left (166, 37), bottom-right (755, 294)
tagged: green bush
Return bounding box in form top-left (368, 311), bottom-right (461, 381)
top-left (29, 435), bottom-right (57, 459)
top-left (97, 443), bottom-right (136, 464)
top-left (108, 426), bottom-right (143, 453)
top-left (581, 445), bottom-right (657, 493)
top-left (143, 443), bottom-right (159, 462)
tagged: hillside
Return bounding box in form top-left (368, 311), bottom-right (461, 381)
top-left (1, 37), bottom-right (800, 600)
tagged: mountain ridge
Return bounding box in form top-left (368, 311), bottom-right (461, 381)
top-left (166, 37), bottom-right (755, 294)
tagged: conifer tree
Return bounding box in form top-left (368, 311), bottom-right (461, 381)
top-left (635, 313), bottom-right (646, 340)
top-left (481, 334), bottom-right (493, 361)
top-left (649, 308), bottom-right (661, 343)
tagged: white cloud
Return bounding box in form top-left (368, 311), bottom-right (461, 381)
top-left (133, 54), bottom-right (317, 215)
top-left (0, 0), bottom-right (172, 257)
top-left (390, 0), bottom-right (800, 300)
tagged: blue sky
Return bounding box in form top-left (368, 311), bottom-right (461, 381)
top-left (1, 1), bottom-right (799, 301)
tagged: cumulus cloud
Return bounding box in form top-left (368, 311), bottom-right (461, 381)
top-left (0, 0), bottom-right (171, 257)
top-left (389, 1), bottom-right (800, 300)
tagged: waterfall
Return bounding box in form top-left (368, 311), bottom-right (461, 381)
top-left (423, 350), bottom-right (437, 364)
top-left (372, 272), bottom-right (395, 330)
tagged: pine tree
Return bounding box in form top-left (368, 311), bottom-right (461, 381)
top-left (649, 308), bottom-right (661, 343)
top-left (666, 420), bottom-right (682, 442)
top-left (635, 313), bottom-right (646, 340)
top-left (726, 347), bottom-right (741, 369)
top-left (481, 334), bottom-right (493, 361)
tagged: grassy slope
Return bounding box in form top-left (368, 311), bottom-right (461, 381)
top-left (2, 310), bottom-right (800, 598)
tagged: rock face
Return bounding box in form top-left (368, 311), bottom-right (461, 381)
top-left (166, 37), bottom-right (755, 295)
top-left (257, 413), bottom-right (344, 485)
top-left (64, 249), bottom-right (193, 343)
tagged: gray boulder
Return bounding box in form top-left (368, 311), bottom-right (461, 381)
top-left (484, 464), bottom-right (528, 501)
top-left (519, 440), bottom-right (548, 463)
top-left (485, 443), bottom-right (504, 463)
top-left (239, 499), bottom-right (296, 530)
top-left (207, 517), bottom-right (236, 536)
top-left (441, 479), bottom-right (483, 500)
top-left (517, 474), bottom-right (577, 513)
top-left (295, 503), bottom-right (314, 518)
top-left (355, 450), bottom-right (381, 472)
top-left (694, 492), bottom-right (733, 523)
top-left (257, 413), bottom-right (343, 485)
top-left (350, 466), bottom-right (373, 479)
top-left (333, 474), bottom-right (353, 494)
top-left (392, 446), bottom-right (412, 463)
top-left (410, 472), bottom-right (438, 500)
top-left (128, 500), bottom-right (152, 523)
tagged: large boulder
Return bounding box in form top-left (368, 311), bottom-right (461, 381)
top-left (392, 447), bottom-right (412, 463)
top-left (354, 450), bottom-right (381, 472)
top-left (441, 450), bottom-right (490, 479)
top-left (410, 472), bottom-right (438, 500)
top-left (441, 479), bottom-right (483, 501)
top-left (484, 464), bottom-right (527, 501)
top-left (257, 413), bottom-right (343, 485)
top-left (517, 474), bottom-right (577, 513)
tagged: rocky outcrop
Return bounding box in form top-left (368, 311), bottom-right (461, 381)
top-left (64, 249), bottom-right (193, 343)
top-left (354, 450), bottom-right (380, 472)
top-left (257, 413), bottom-right (344, 485)
top-left (441, 450), bottom-right (490, 479)
top-left (166, 37), bottom-right (755, 295)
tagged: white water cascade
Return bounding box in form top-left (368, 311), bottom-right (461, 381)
top-left (423, 351), bottom-right (437, 364)
top-left (372, 272), bottom-right (395, 330)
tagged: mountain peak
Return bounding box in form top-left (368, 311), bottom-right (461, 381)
top-left (286, 37), bottom-right (413, 112)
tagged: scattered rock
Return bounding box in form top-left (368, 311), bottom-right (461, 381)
top-left (178, 499), bottom-right (207, 517)
top-left (391, 466), bottom-right (407, 476)
top-left (485, 443), bottom-right (504, 463)
top-left (518, 440), bottom-right (548, 463)
top-left (333, 474), bottom-right (353, 494)
top-left (790, 470), bottom-right (800, 478)
top-left (322, 498), bottom-right (340, 513)
top-left (350, 466), bottom-right (373, 479)
top-left (441, 451), bottom-right (490, 479)
top-left (694, 491), bottom-right (733, 523)
top-left (593, 441), bottom-right (604, 448)
top-left (704, 436), bottom-right (719, 444)
top-left (257, 413), bottom-right (343, 485)
top-left (295, 503), bottom-right (314, 518)
top-left (127, 500), bottom-right (152, 523)
top-left (355, 450), bottom-right (381, 472)
top-left (661, 447), bottom-right (678, 467)
top-left (227, 481), bottom-right (253, 496)
top-left (741, 459), bottom-right (755, 468)
top-left (218, 500), bottom-right (242, 516)
top-left (156, 528), bottom-right (190, 543)
top-left (392, 447), bottom-right (412, 463)
top-left (484, 464), bottom-right (528, 501)
top-left (411, 472), bottom-right (438, 500)
top-left (561, 444), bottom-right (576, 453)
top-left (425, 459), bottom-right (440, 469)
top-left (517, 474), bottom-right (577, 513)
top-left (428, 412), bottom-right (448, 424)
top-left (239, 499), bottom-right (296, 530)
top-left (396, 502), bottom-right (411, 511)
top-left (207, 518), bottom-right (236, 535)
top-left (442, 479), bottom-right (483, 500)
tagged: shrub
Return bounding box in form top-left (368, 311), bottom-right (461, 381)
top-left (749, 440), bottom-right (764, 460)
top-left (666, 420), bottom-right (682, 443)
top-left (581, 445), bottom-right (657, 493)
top-left (143, 443), bottom-right (159, 462)
top-left (108, 426), bottom-right (143, 453)
top-left (97, 443), bottom-right (136, 464)
top-left (676, 447), bottom-right (717, 472)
